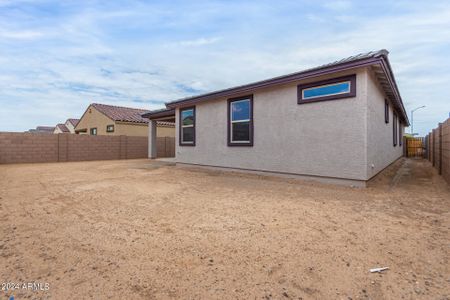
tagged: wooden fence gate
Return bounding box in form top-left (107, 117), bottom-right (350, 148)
top-left (405, 137), bottom-right (425, 158)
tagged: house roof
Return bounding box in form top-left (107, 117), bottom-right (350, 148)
top-left (36, 126), bottom-right (55, 132)
top-left (56, 123), bottom-right (70, 132)
top-left (91, 103), bottom-right (150, 124)
top-left (161, 49), bottom-right (408, 125)
top-left (156, 121), bottom-right (175, 127)
top-left (67, 118), bottom-right (80, 127)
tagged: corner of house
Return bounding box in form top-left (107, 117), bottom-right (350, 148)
top-left (362, 68), bottom-right (370, 181)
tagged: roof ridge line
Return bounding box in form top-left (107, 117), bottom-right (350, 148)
top-left (92, 102), bottom-right (150, 112)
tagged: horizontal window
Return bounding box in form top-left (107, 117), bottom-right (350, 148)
top-left (106, 125), bottom-right (114, 132)
top-left (298, 74), bottom-right (356, 104)
top-left (303, 81), bottom-right (350, 99)
top-left (179, 107), bottom-right (195, 146)
top-left (228, 96), bottom-right (253, 146)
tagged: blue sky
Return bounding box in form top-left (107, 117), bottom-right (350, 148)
top-left (0, 0), bottom-right (449, 135)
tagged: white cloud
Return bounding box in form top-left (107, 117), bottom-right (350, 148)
top-left (176, 37), bottom-right (221, 47)
top-left (0, 29), bottom-right (43, 39)
top-left (0, 0), bottom-right (449, 135)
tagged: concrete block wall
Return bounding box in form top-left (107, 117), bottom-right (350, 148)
top-left (0, 133), bottom-right (58, 164)
top-left (126, 136), bottom-right (149, 159)
top-left (426, 118), bottom-right (450, 185)
top-left (0, 132), bottom-right (148, 164)
top-left (440, 120), bottom-right (450, 184)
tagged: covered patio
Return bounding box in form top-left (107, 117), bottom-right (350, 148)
top-left (142, 108), bottom-right (176, 159)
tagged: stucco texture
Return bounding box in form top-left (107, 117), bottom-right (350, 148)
top-left (366, 69), bottom-right (404, 179)
top-left (174, 67), bottom-right (405, 182)
top-left (175, 68), bottom-right (374, 181)
top-left (65, 120), bottom-right (76, 133)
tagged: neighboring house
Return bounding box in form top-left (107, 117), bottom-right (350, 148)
top-left (75, 103), bottom-right (175, 137)
top-left (28, 126), bottom-right (55, 134)
top-left (65, 119), bottom-right (80, 133)
top-left (53, 123), bottom-right (70, 134)
top-left (53, 119), bottom-right (80, 134)
top-left (144, 50), bottom-right (409, 187)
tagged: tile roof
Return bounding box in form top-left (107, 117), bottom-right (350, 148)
top-left (36, 126), bottom-right (55, 132)
top-left (67, 118), bottom-right (80, 126)
top-left (91, 103), bottom-right (150, 124)
top-left (156, 121), bottom-right (175, 127)
top-left (56, 123), bottom-right (70, 132)
top-left (29, 126), bottom-right (55, 134)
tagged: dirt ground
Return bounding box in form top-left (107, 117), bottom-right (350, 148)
top-left (0, 158), bottom-right (449, 299)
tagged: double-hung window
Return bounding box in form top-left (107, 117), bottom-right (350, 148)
top-left (179, 107), bottom-right (195, 146)
top-left (228, 96), bottom-right (253, 146)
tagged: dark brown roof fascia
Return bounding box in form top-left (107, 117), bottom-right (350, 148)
top-left (142, 109), bottom-right (175, 120)
top-left (162, 50), bottom-right (408, 125)
top-left (378, 57), bottom-right (409, 125)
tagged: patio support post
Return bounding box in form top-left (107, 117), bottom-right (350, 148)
top-left (148, 120), bottom-right (157, 159)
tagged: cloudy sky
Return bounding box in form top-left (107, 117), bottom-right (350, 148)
top-left (0, 0), bottom-right (449, 135)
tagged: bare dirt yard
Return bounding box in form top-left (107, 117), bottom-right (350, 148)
top-left (0, 158), bottom-right (449, 299)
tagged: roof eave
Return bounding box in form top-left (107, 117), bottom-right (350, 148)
top-left (165, 56), bottom-right (381, 109)
top-left (142, 108), bottom-right (175, 120)
top-left (165, 54), bottom-right (409, 125)
top-left (378, 55), bottom-right (410, 125)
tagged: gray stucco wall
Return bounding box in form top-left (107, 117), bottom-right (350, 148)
top-left (366, 69), bottom-right (403, 179)
top-left (175, 68), bottom-right (371, 181)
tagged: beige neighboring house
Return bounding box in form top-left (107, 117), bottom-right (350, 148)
top-left (65, 119), bottom-right (80, 133)
top-left (28, 126), bottom-right (55, 134)
top-left (75, 103), bottom-right (174, 137)
top-left (53, 119), bottom-right (79, 134)
top-left (53, 119), bottom-right (80, 134)
top-left (53, 123), bottom-right (70, 134)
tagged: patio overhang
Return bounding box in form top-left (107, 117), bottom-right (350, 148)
top-left (142, 108), bottom-right (176, 159)
top-left (141, 108), bottom-right (175, 122)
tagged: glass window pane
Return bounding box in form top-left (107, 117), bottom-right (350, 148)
top-left (231, 100), bottom-right (250, 121)
top-left (182, 127), bottom-right (194, 142)
top-left (303, 82), bottom-right (350, 99)
top-left (232, 122), bottom-right (250, 142)
top-left (181, 109), bottom-right (194, 126)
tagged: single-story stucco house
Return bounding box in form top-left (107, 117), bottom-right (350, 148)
top-left (27, 126), bottom-right (56, 134)
top-left (53, 123), bottom-right (70, 134)
top-left (65, 118), bottom-right (80, 133)
top-left (143, 50), bottom-right (409, 186)
top-left (53, 119), bottom-right (79, 134)
top-left (75, 103), bottom-right (175, 137)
